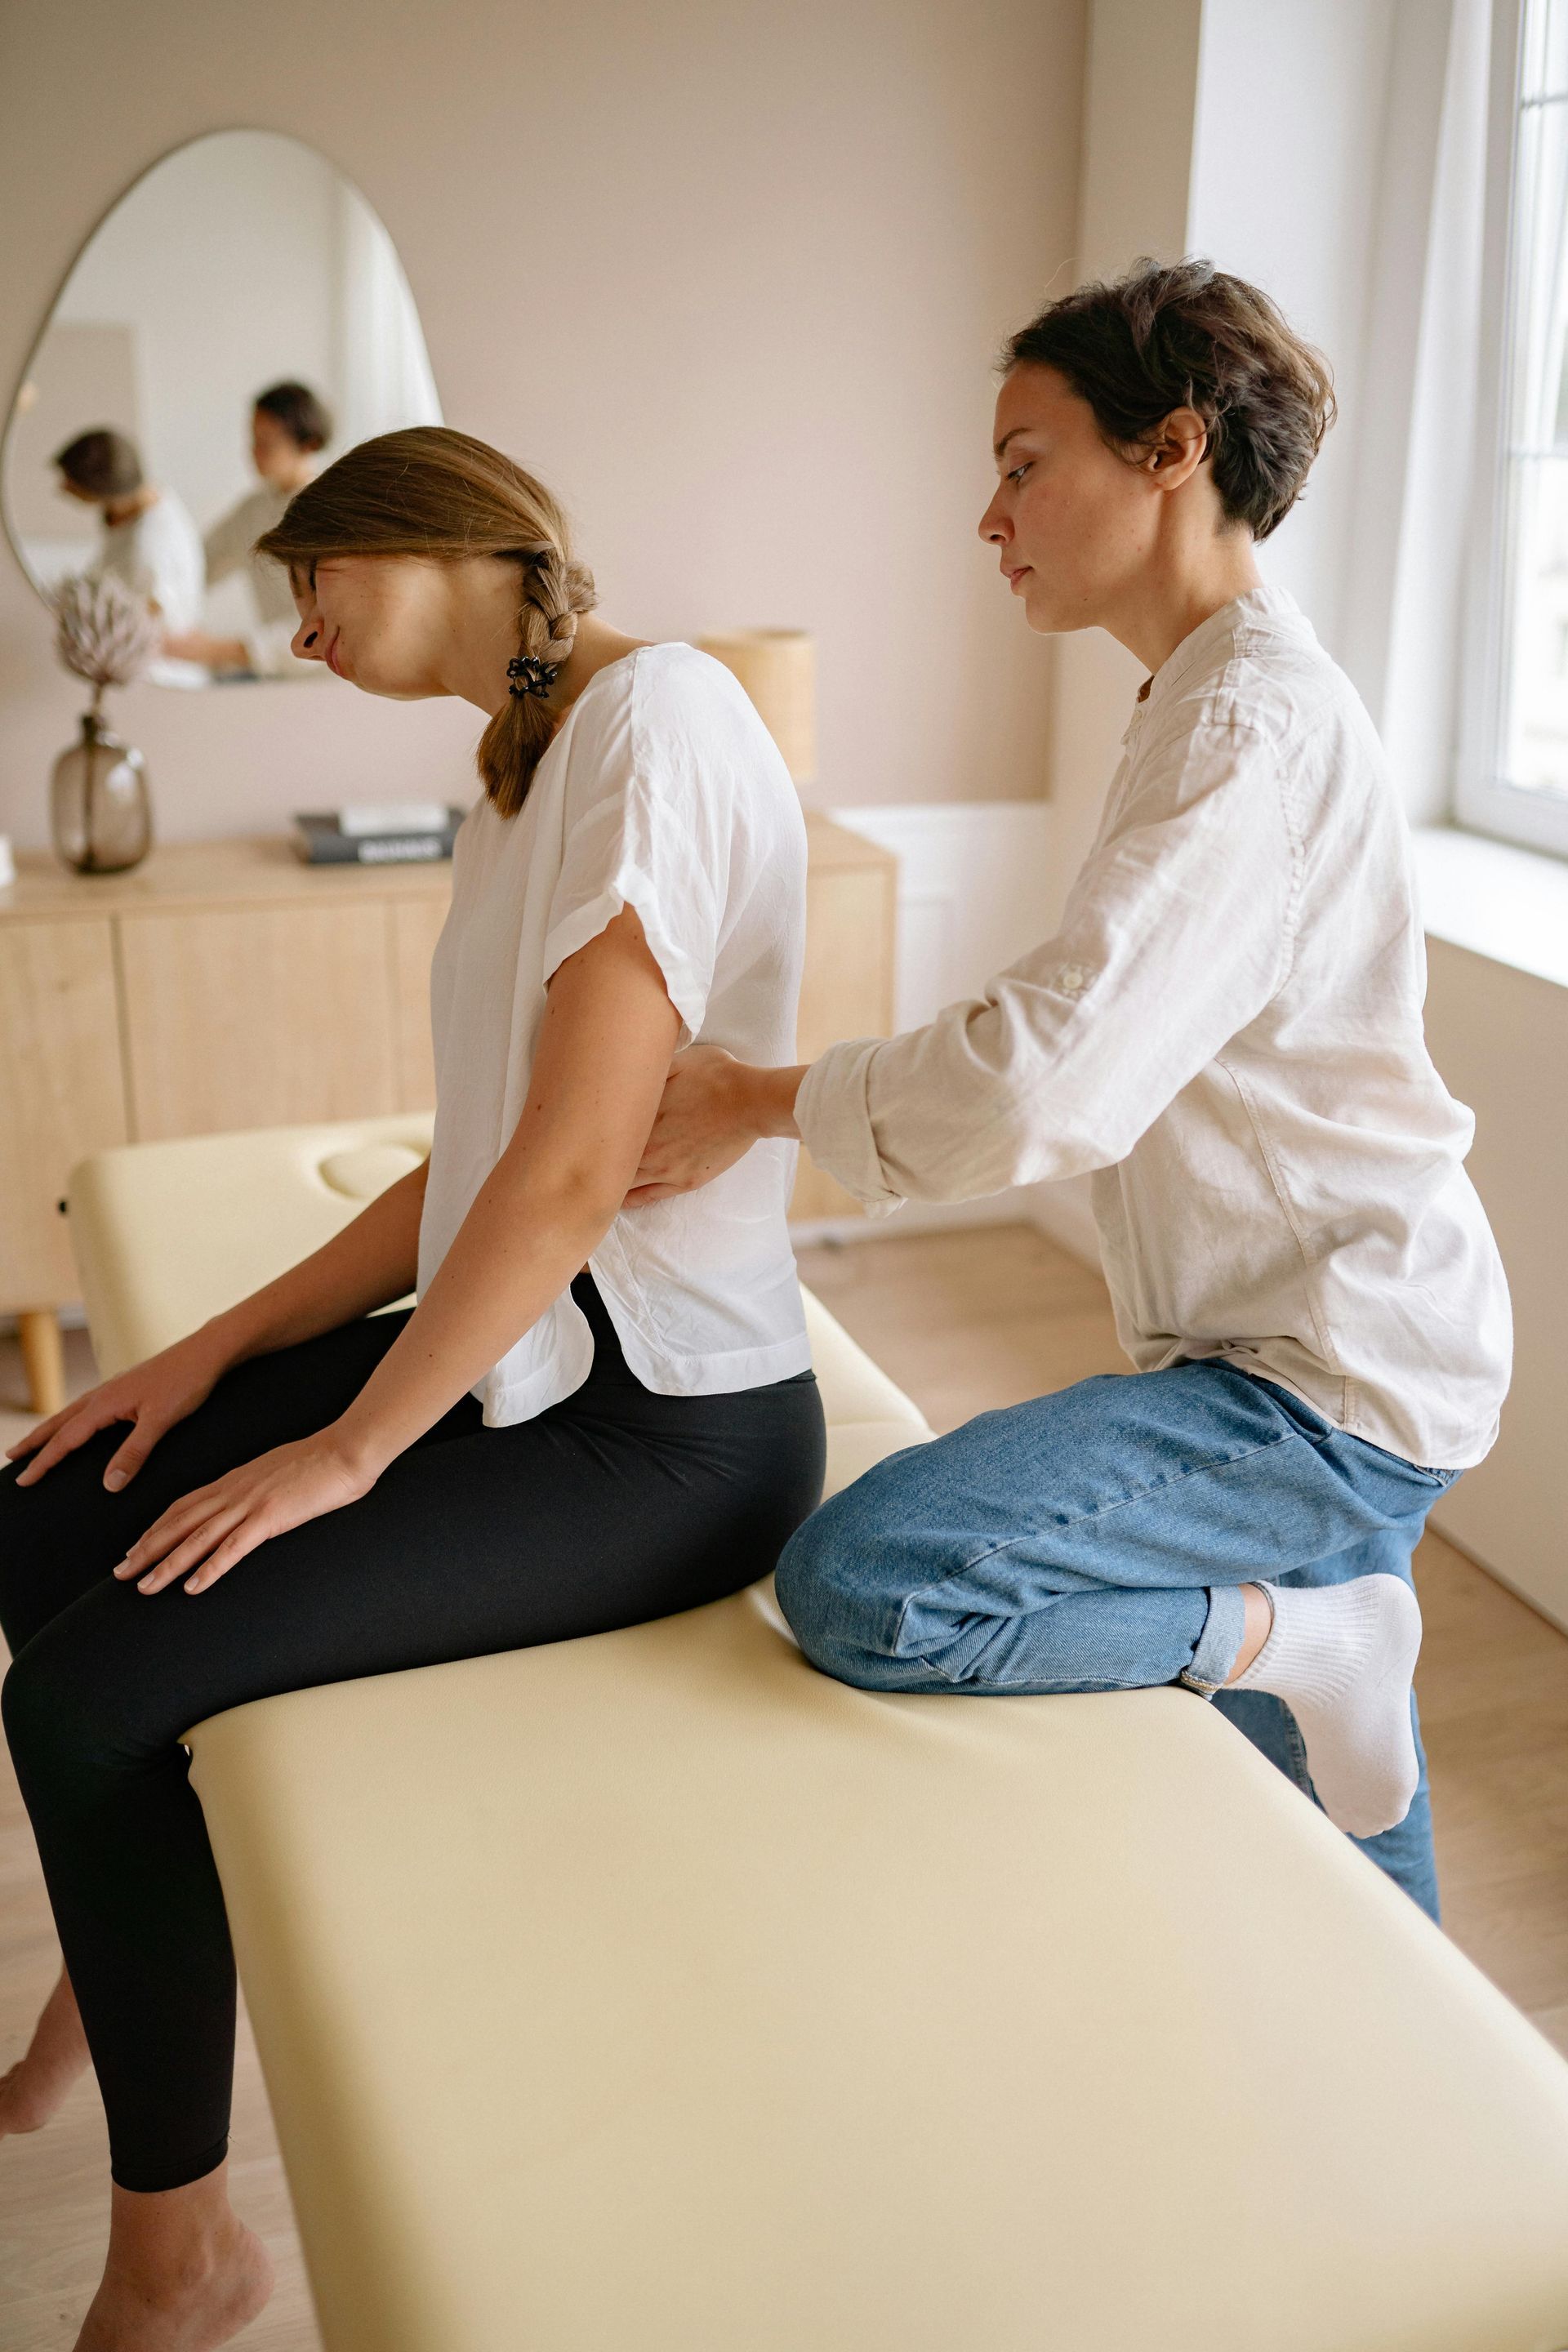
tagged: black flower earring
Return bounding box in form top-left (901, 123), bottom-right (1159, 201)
top-left (507, 655), bottom-right (559, 700)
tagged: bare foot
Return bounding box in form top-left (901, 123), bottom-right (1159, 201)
top-left (0, 1964), bottom-right (91, 2136)
top-left (72, 2167), bottom-right (274, 2352)
top-left (74, 2206), bottom-right (274, 2351)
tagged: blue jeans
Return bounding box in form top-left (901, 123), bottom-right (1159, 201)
top-left (776, 1363), bottom-right (1457, 1919)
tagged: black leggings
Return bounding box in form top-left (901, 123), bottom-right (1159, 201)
top-left (0, 1276), bottom-right (825, 2191)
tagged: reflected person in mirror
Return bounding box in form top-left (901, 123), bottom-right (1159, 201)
top-left (56, 427), bottom-right (204, 659)
top-left (0, 424), bottom-right (823, 2352)
top-left (163, 381), bottom-right (333, 678)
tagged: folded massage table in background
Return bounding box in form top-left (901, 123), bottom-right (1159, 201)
top-left (65, 1118), bottom-right (1568, 2352)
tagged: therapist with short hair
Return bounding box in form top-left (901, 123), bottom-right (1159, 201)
top-left (633, 256), bottom-right (1512, 1921)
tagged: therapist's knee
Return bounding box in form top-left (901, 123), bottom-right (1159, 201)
top-left (774, 1463), bottom-right (920, 1684)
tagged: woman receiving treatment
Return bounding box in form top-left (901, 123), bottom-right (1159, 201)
top-left (635, 259), bottom-right (1512, 1918)
top-left (0, 428), bottom-right (825, 2351)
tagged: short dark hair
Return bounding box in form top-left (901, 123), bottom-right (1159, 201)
top-left (1002, 256), bottom-right (1335, 541)
top-left (253, 380), bottom-right (333, 452)
top-left (54, 427), bottom-right (143, 500)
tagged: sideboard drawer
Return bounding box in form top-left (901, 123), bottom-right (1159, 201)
top-left (0, 919), bottom-right (128, 1303)
top-left (118, 903), bottom-right (403, 1141)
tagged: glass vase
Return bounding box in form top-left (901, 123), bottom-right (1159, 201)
top-left (51, 709), bottom-right (153, 875)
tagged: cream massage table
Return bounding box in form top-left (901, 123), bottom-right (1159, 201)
top-left (60, 1118), bottom-right (1568, 2352)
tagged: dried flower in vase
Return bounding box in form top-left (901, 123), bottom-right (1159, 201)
top-left (47, 573), bottom-right (158, 875)
top-left (52, 571), bottom-right (159, 716)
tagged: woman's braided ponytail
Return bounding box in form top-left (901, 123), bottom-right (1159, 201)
top-left (479, 543), bottom-right (599, 817)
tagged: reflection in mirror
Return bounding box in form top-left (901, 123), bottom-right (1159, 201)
top-left (2, 128), bottom-right (442, 687)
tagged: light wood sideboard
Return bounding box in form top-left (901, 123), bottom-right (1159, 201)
top-left (1, 814), bottom-right (895, 1413)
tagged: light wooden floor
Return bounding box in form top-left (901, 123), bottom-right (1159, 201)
top-left (2, 1223), bottom-right (1566, 2347)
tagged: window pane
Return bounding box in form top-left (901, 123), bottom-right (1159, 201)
top-left (1503, 457), bottom-right (1568, 793)
top-left (1522, 0), bottom-right (1568, 98)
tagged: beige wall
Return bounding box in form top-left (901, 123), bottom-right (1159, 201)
top-left (0, 0), bottom-right (1084, 847)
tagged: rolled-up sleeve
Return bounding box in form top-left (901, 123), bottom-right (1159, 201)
top-left (796, 714), bottom-right (1298, 1210)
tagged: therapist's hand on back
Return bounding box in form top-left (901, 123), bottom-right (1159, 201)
top-left (626, 1043), bottom-right (805, 1205)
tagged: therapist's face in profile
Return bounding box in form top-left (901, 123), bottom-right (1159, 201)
top-left (978, 363), bottom-right (1178, 637)
top-left (252, 408), bottom-right (306, 486)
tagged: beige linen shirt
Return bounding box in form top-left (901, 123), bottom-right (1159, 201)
top-left (797, 589), bottom-right (1511, 1470)
top-left (203, 483), bottom-right (318, 678)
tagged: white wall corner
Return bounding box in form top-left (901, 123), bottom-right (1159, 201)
top-left (1043, 0), bottom-right (1204, 928)
top-left (1080, 0), bottom-right (1204, 281)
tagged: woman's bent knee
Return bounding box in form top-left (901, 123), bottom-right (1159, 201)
top-left (2, 1615), bottom-right (125, 1800)
top-left (2, 1640), bottom-right (65, 1783)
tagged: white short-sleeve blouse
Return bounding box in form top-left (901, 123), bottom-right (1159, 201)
top-left (416, 642), bottom-right (812, 1424)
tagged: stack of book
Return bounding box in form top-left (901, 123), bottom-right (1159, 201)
top-left (292, 803), bottom-right (465, 866)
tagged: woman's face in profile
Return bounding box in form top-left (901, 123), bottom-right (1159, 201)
top-left (288, 556), bottom-right (448, 700)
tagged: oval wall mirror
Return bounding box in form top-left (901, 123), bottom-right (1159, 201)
top-left (2, 128), bottom-right (442, 688)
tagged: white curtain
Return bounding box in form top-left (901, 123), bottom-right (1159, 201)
top-left (1339, 0), bottom-right (1492, 826)
top-left (333, 183), bottom-right (443, 452)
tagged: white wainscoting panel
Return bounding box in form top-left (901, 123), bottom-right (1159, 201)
top-left (831, 801), bottom-right (1055, 1031)
top-left (792, 803), bottom-right (1102, 1273)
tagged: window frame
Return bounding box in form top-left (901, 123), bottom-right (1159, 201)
top-left (1458, 0), bottom-right (1568, 859)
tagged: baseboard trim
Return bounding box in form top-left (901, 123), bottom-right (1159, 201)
top-left (1427, 1501), bottom-right (1568, 1641)
top-left (790, 1192), bottom-right (1035, 1249)
top-left (791, 1175), bottom-right (1104, 1273)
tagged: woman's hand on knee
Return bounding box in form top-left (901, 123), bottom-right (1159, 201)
top-left (6, 1331), bottom-right (231, 1491)
top-left (114, 1428), bottom-right (375, 1596)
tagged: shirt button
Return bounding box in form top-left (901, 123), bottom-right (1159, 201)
top-left (1054, 962), bottom-right (1094, 999)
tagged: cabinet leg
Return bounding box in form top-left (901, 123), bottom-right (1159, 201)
top-left (17, 1310), bottom-right (65, 1419)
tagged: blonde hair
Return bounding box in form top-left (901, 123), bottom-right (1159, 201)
top-left (255, 426), bottom-right (597, 817)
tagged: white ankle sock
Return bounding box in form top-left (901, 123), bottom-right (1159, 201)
top-left (1229, 1575), bottom-right (1423, 1840)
